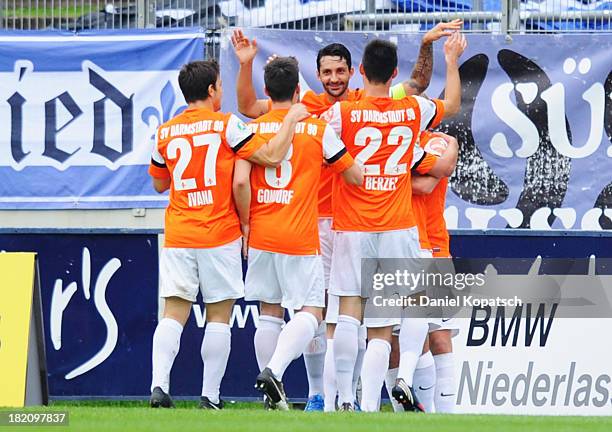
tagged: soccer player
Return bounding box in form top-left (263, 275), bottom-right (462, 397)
top-left (231, 21), bottom-right (460, 411)
top-left (419, 131), bottom-right (461, 413)
top-left (320, 32), bottom-right (465, 412)
top-left (388, 131), bottom-right (459, 413)
top-left (148, 60), bottom-right (308, 409)
top-left (232, 57), bottom-right (363, 410)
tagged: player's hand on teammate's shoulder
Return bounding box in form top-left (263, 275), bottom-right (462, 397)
top-left (422, 19), bottom-right (463, 44)
top-left (287, 103), bottom-right (310, 122)
top-left (443, 32), bottom-right (467, 64)
top-left (231, 28), bottom-right (258, 64)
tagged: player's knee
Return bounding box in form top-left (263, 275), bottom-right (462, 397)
top-left (162, 296), bottom-right (192, 326)
top-left (429, 330), bottom-right (452, 355)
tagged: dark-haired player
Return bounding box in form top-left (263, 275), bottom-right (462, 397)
top-left (148, 60), bottom-right (308, 409)
top-left (320, 33), bottom-right (465, 411)
top-left (233, 57), bottom-right (362, 410)
top-left (231, 22), bottom-right (461, 411)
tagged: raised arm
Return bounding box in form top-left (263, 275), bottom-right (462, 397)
top-left (247, 103), bottom-right (309, 167)
top-left (401, 20), bottom-right (463, 96)
top-left (231, 29), bottom-right (270, 119)
top-left (440, 32), bottom-right (467, 118)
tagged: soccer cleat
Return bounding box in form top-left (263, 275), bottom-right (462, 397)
top-left (150, 387), bottom-right (174, 408)
top-left (304, 394), bottom-right (324, 412)
top-left (263, 395), bottom-right (276, 410)
top-left (255, 367), bottom-right (289, 411)
top-left (199, 396), bottom-right (225, 410)
top-left (391, 379), bottom-right (425, 412)
top-left (353, 399), bottom-right (362, 412)
top-left (339, 402), bottom-right (354, 412)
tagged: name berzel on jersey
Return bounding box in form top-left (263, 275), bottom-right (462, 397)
top-left (365, 176), bottom-right (399, 191)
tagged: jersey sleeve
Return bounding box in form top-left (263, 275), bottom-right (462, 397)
top-left (148, 132), bottom-right (170, 179)
top-left (414, 96), bottom-right (445, 130)
top-left (320, 102), bottom-right (343, 136)
top-left (322, 124), bottom-right (354, 173)
top-left (390, 83), bottom-right (407, 100)
top-left (412, 151), bottom-right (439, 175)
top-left (226, 114), bottom-right (265, 159)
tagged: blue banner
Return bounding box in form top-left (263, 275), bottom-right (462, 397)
top-left (0, 29), bottom-right (204, 209)
top-left (2, 231), bottom-right (612, 401)
top-left (220, 30), bottom-right (612, 230)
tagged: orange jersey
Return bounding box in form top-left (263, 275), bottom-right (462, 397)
top-left (301, 88), bottom-right (364, 116)
top-left (149, 107), bottom-right (264, 248)
top-left (426, 177), bottom-right (450, 257)
top-left (419, 131), bottom-right (451, 257)
top-left (323, 95), bottom-right (444, 232)
top-left (410, 150), bottom-right (439, 250)
top-left (302, 89), bottom-right (363, 217)
top-left (247, 109), bottom-right (354, 255)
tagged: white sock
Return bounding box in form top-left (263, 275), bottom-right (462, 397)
top-left (352, 325), bottom-right (367, 398)
top-left (385, 367), bottom-right (402, 412)
top-left (268, 312), bottom-right (319, 379)
top-left (304, 320), bottom-right (327, 398)
top-left (334, 315), bottom-right (360, 405)
top-left (151, 318), bottom-right (183, 393)
top-left (414, 351), bottom-right (436, 413)
top-left (201, 322), bottom-right (231, 404)
top-left (254, 315), bottom-right (284, 372)
top-left (434, 352), bottom-right (457, 413)
top-left (360, 338), bottom-right (391, 412)
top-left (397, 318), bottom-right (429, 386)
top-left (323, 339), bottom-right (337, 411)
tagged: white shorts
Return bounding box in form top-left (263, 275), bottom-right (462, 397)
top-left (326, 292), bottom-right (339, 324)
top-left (245, 248), bottom-right (325, 311)
top-left (329, 227), bottom-right (423, 298)
top-left (159, 238), bottom-right (244, 303)
top-left (319, 218), bottom-right (334, 290)
top-left (428, 317), bottom-right (460, 336)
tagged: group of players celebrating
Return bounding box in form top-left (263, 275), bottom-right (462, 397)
top-left (148, 21), bottom-right (467, 413)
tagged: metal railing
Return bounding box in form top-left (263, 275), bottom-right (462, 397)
top-left (1, 0), bottom-right (611, 33)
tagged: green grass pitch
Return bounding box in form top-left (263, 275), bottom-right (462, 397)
top-left (2, 401), bottom-right (611, 432)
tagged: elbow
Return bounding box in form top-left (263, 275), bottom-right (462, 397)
top-left (414, 182), bottom-right (436, 195)
top-left (446, 101), bottom-right (461, 117)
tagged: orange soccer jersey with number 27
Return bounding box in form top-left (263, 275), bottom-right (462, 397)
top-left (149, 107), bottom-right (264, 248)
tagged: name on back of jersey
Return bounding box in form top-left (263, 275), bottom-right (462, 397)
top-left (350, 108), bottom-right (415, 124)
top-left (249, 121), bottom-right (318, 136)
top-left (364, 176), bottom-right (398, 191)
top-left (159, 119), bottom-right (225, 140)
top-left (187, 190), bottom-right (213, 207)
top-left (257, 189), bottom-right (294, 204)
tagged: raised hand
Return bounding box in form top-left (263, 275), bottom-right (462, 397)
top-left (444, 32), bottom-right (468, 64)
top-left (231, 29), bottom-right (258, 65)
top-left (423, 19), bottom-right (463, 44)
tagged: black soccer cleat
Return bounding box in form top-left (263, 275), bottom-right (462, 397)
top-left (150, 386), bottom-right (175, 408)
top-left (392, 379), bottom-right (426, 413)
top-left (339, 402), bottom-right (354, 412)
top-left (255, 367), bottom-right (289, 411)
top-left (199, 396), bottom-right (225, 410)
